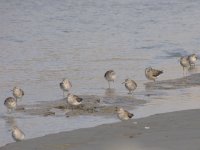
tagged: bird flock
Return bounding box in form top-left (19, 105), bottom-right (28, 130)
top-left (180, 53), bottom-right (197, 71)
top-left (3, 53), bottom-right (198, 142)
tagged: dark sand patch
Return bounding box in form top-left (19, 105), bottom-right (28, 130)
top-left (14, 95), bottom-right (145, 117)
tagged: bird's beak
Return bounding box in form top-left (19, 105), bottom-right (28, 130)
top-left (122, 82), bottom-right (125, 84)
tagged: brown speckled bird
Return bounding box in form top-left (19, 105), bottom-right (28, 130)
top-left (145, 67), bottom-right (163, 82)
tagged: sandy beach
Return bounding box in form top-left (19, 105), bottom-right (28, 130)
top-left (1, 109), bottom-right (200, 150)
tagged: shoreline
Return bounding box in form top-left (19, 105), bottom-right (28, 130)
top-left (2, 109), bottom-right (200, 150)
top-left (0, 94), bottom-right (145, 147)
top-left (2, 73), bottom-right (200, 149)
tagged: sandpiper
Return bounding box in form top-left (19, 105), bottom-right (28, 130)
top-left (4, 97), bottom-right (17, 112)
top-left (60, 79), bottom-right (72, 97)
top-left (67, 93), bottom-right (83, 109)
top-left (104, 70), bottom-right (116, 88)
top-left (145, 67), bottom-right (163, 82)
top-left (122, 78), bottom-right (137, 94)
top-left (117, 107), bottom-right (134, 121)
top-left (188, 54), bottom-right (197, 67)
top-left (11, 126), bottom-right (25, 142)
top-left (12, 87), bottom-right (24, 101)
top-left (180, 56), bottom-right (190, 71)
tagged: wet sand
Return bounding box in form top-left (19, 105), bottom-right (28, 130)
top-left (1, 109), bottom-right (200, 150)
top-left (14, 94), bottom-right (145, 117)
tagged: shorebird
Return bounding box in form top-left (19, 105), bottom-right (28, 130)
top-left (188, 54), bottom-right (198, 67)
top-left (67, 93), bottom-right (83, 110)
top-left (4, 97), bottom-right (17, 113)
top-left (180, 56), bottom-right (190, 72)
top-left (12, 87), bottom-right (24, 101)
top-left (11, 126), bottom-right (25, 142)
top-left (60, 79), bottom-right (72, 97)
top-left (116, 107), bottom-right (134, 121)
top-left (145, 67), bottom-right (163, 82)
top-left (122, 79), bottom-right (137, 94)
top-left (104, 70), bottom-right (116, 88)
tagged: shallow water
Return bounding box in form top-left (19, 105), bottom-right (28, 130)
top-left (1, 0), bottom-right (200, 146)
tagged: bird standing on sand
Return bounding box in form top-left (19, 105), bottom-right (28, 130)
top-left (12, 87), bottom-right (24, 101)
top-left (122, 79), bottom-right (137, 94)
top-left (67, 94), bottom-right (83, 109)
top-left (11, 126), bottom-right (25, 142)
top-left (60, 79), bottom-right (72, 97)
top-left (145, 67), bottom-right (163, 82)
top-left (188, 54), bottom-right (198, 67)
top-left (104, 70), bottom-right (116, 88)
top-left (180, 56), bottom-right (190, 72)
top-left (117, 107), bottom-right (134, 121)
top-left (4, 97), bottom-right (17, 112)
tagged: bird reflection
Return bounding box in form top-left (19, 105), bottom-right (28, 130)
top-left (144, 82), bottom-right (157, 91)
top-left (4, 116), bottom-right (17, 129)
top-left (104, 88), bottom-right (116, 97)
top-left (188, 66), bottom-right (198, 74)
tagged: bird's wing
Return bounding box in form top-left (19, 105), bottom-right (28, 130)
top-left (151, 69), bottom-right (163, 77)
top-left (74, 95), bottom-right (83, 102)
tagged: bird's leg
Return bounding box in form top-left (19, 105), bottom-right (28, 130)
top-left (108, 81), bottom-right (110, 89)
top-left (11, 108), bottom-right (15, 113)
top-left (64, 104), bottom-right (67, 112)
top-left (182, 67), bottom-right (185, 76)
top-left (64, 91), bottom-right (67, 98)
top-left (72, 105), bottom-right (74, 111)
top-left (185, 68), bottom-right (188, 76)
top-left (7, 109), bottom-right (11, 114)
top-left (63, 91), bottom-right (65, 98)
